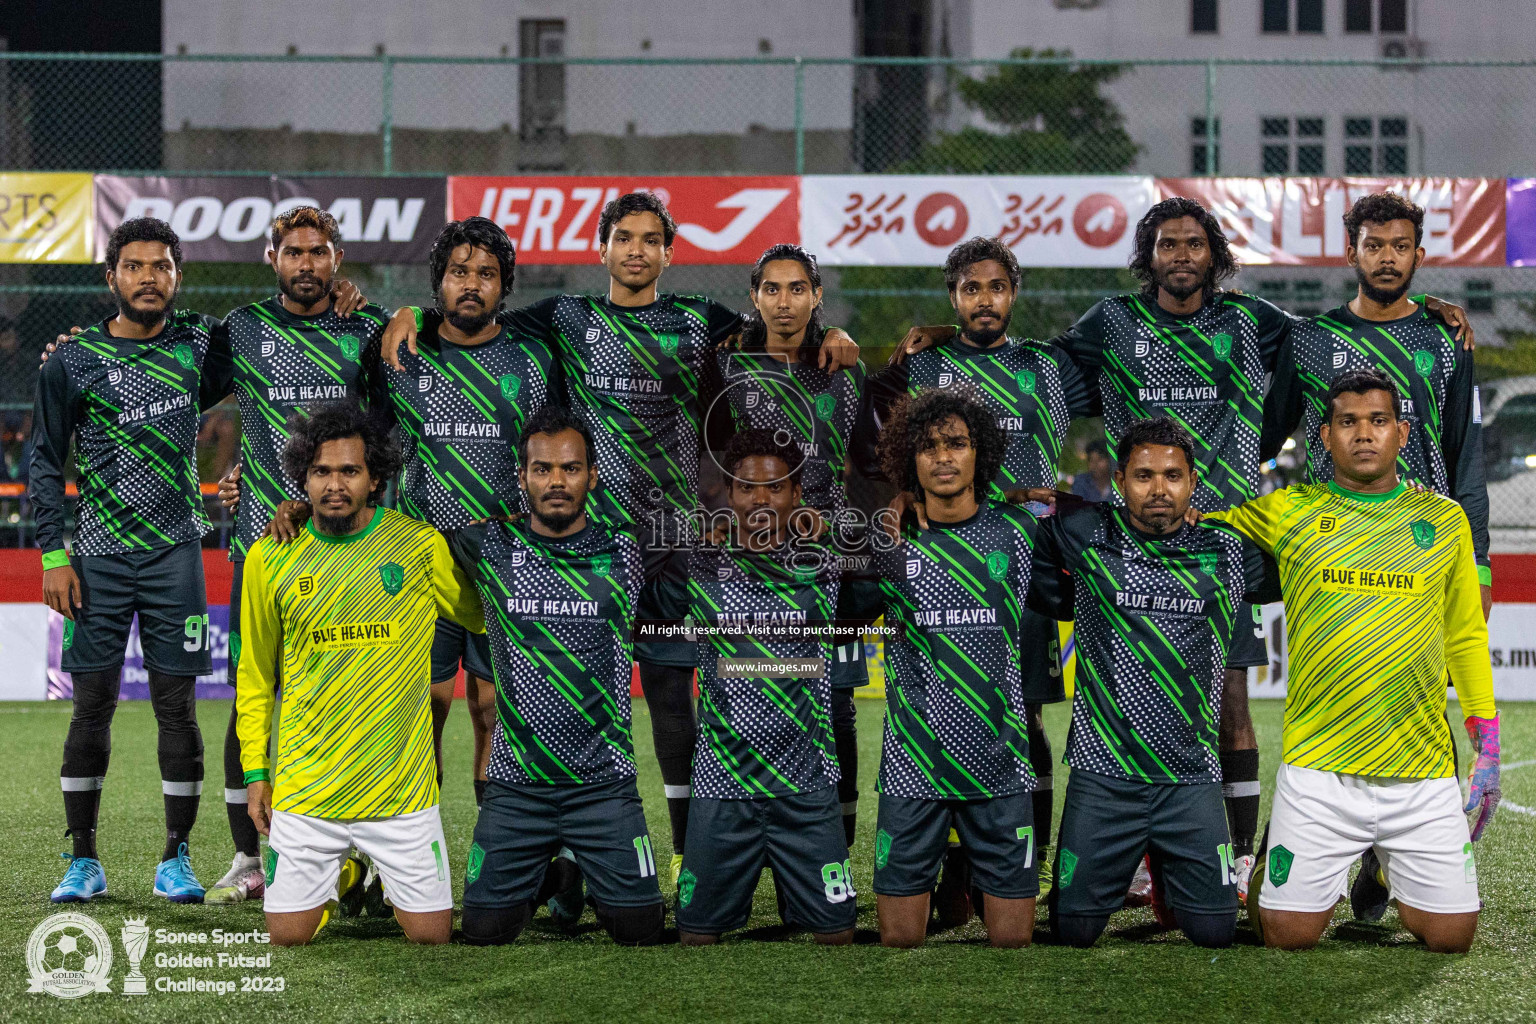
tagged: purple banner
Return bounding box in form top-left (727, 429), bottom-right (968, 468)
top-left (1505, 178), bottom-right (1536, 267)
top-left (48, 605), bottom-right (233, 700)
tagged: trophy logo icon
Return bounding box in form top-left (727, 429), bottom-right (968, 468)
top-left (120, 917), bottom-right (149, 995)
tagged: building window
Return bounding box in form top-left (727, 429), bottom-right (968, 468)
top-left (1191, 117), bottom-right (1220, 174)
top-left (1344, 116), bottom-right (1408, 173)
top-left (1297, 0), bottom-right (1324, 33)
top-left (1191, 0), bottom-right (1219, 33)
top-left (1345, 0), bottom-right (1407, 33)
top-left (519, 19), bottom-right (566, 142)
top-left (1263, 0), bottom-right (1324, 34)
top-left (1465, 279), bottom-right (1495, 314)
top-left (1262, 116), bottom-right (1325, 174)
top-left (1262, 0), bottom-right (1289, 32)
top-left (1379, 0), bottom-right (1407, 32)
top-left (1345, 0), bottom-right (1372, 31)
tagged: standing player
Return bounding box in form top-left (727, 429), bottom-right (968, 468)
top-left (1210, 370), bottom-right (1498, 953)
top-left (381, 192), bottom-right (858, 880)
top-left (209, 206), bottom-right (390, 905)
top-left (661, 430), bottom-right (881, 945)
top-left (870, 390), bottom-right (1041, 949)
top-left (861, 237), bottom-right (1096, 902)
top-left (1030, 418), bottom-right (1274, 949)
top-left (36, 218), bottom-right (234, 904)
top-left (239, 402), bottom-right (484, 946)
top-left (704, 244), bottom-right (871, 849)
top-left (453, 406), bottom-right (665, 946)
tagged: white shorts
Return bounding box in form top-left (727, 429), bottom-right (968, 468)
top-left (265, 805), bottom-right (453, 914)
top-left (1259, 763), bottom-right (1478, 915)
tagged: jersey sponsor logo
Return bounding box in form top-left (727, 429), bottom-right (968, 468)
top-left (1317, 515), bottom-right (1338, 534)
top-left (915, 607), bottom-right (997, 627)
top-left (417, 376), bottom-right (432, 392)
top-left (937, 372), bottom-right (954, 387)
top-left (1014, 369), bottom-right (1036, 395)
top-left (1410, 520), bottom-right (1437, 549)
top-left (745, 390), bottom-right (761, 409)
top-left (1196, 551), bottom-right (1219, 576)
top-left (309, 619), bottom-right (401, 651)
top-left (261, 339), bottom-right (276, 357)
top-left (506, 597), bottom-right (600, 617)
top-left (379, 562), bottom-right (405, 595)
top-left (499, 373), bottom-right (522, 401)
top-left (1268, 844), bottom-right (1294, 886)
top-left (295, 575), bottom-right (316, 598)
top-left (1332, 350), bottom-right (1348, 369)
top-left (172, 344), bottom-right (195, 369)
top-left (986, 550), bottom-right (1009, 582)
top-left (338, 334), bottom-right (360, 361)
top-left (584, 327), bottom-right (601, 344)
top-left (815, 393), bottom-right (836, 420)
top-left (676, 868), bottom-right (697, 907)
top-left (1114, 590), bottom-right (1207, 615)
top-left (656, 332), bottom-right (680, 356)
top-left (107, 368), bottom-right (122, 385)
top-left (1134, 339), bottom-right (1150, 358)
top-left (1137, 385), bottom-right (1218, 403)
top-left (509, 550), bottom-right (526, 568)
top-left (1413, 350), bottom-right (1435, 377)
top-left (874, 829), bottom-right (893, 870)
top-left (1317, 566), bottom-right (1425, 597)
top-left (591, 553), bottom-right (612, 577)
top-left (905, 559), bottom-right (921, 580)
top-left (1211, 333), bottom-right (1233, 360)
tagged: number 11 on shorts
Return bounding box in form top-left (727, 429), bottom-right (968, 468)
top-left (633, 835), bottom-right (656, 878)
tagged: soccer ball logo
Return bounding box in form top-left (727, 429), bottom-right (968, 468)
top-left (26, 912), bottom-right (112, 998)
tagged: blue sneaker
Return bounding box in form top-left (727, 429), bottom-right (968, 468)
top-left (50, 854), bottom-right (107, 903)
top-left (154, 843), bottom-right (205, 904)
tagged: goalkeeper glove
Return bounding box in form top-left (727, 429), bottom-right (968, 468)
top-left (1463, 713), bottom-right (1501, 841)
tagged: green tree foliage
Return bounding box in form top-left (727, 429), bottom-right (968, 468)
top-left (1487, 305), bottom-right (1536, 381)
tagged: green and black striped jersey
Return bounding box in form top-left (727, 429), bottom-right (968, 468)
top-left (1030, 504), bottom-right (1272, 785)
top-left (872, 501), bottom-right (1040, 801)
top-left (382, 327), bottom-right (556, 530)
top-left (1057, 291), bottom-right (1291, 512)
top-left (452, 519), bottom-right (645, 786)
top-left (226, 297), bottom-right (388, 559)
top-left (1260, 301), bottom-right (1490, 580)
top-left (31, 311), bottom-right (233, 560)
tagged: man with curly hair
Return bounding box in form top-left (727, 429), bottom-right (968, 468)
top-left (869, 389), bottom-right (1042, 948)
top-left (235, 401), bottom-right (485, 946)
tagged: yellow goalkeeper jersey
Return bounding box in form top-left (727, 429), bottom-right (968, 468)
top-left (236, 507), bottom-right (485, 818)
top-left (1208, 481), bottom-right (1493, 779)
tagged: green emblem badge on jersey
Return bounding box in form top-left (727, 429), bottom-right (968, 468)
top-left (815, 393), bottom-right (836, 421)
top-left (986, 550), bottom-right (1009, 582)
top-left (1057, 848), bottom-right (1078, 888)
top-left (263, 846), bottom-right (279, 886)
top-left (874, 829), bottom-right (892, 870)
top-left (337, 334), bottom-right (360, 361)
top-left (466, 842), bottom-right (485, 885)
top-left (657, 332), bottom-right (680, 356)
top-left (172, 343), bottom-right (195, 369)
top-left (1268, 845), bottom-right (1294, 886)
top-left (1411, 520), bottom-right (1436, 549)
top-left (591, 553), bottom-right (612, 577)
top-left (1413, 350), bottom-right (1435, 376)
top-left (499, 373), bottom-right (522, 401)
top-left (1211, 333), bottom-right (1233, 360)
top-left (1196, 551), bottom-right (1219, 576)
top-left (677, 868), bottom-right (697, 907)
top-left (1014, 369), bottom-right (1037, 395)
top-left (62, 619), bottom-right (75, 651)
top-left (229, 632), bottom-right (241, 668)
top-left (379, 562), bottom-right (405, 595)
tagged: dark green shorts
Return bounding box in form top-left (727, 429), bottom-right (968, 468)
top-left (1053, 768), bottom-right (1237, 917)
top-left (464, 777), bottom-right (663, 910)
top-left (1226, 601), bottom-right (1267, 670)
top-left (676, 787), bottom-right (855, 935)
top-left (830, 639), bottom-right (869, 691)
top-left (430, 618), bottom-right (493, 684)
top-left (873, 791), bottom-right (1039, 899)
top-left (65, 541), bottom-right (211, 676)
top-left (1018, 607), bottom-right (1065, 704)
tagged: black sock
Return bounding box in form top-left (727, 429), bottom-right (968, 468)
top-left (1025, 705), bottom-right (1054, 850)
top-left (638, 662), bottom-right (696, 854)
top-left (149, 671), bottom-right (203, 862)
top-left (65, 796), bottom-right (100, 860)
top-left (62, 666), bottom-right (120, 862)
top-left (223, 704), bottom-right (258, 856)
top-left (1220, 748), bottom-right (1261, 857)
top-left (832, 690), bottom-right (858, 849)
top-left (474, 779), bottom-right (487, 806)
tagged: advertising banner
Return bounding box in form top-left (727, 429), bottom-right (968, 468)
top-left (448, 176), bottom-right (799, 264)
top-left (1156, 177), bottom-right (1505, 266)
top-left (94, 175), bottom-right (444, 263)
top-left (1503, 178), bottom-right (1536, 267)
top-left (0, 172), bottom-right (93, 263)
top-left (800, 175), bottom-right (1157, 267)
top-left (46, 605), bottom-right (233, 701)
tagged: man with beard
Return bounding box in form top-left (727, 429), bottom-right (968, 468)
top-left (1259, 192), bottom-right (1492, 923)
top-left (35, 218), bottom-right (235, 903)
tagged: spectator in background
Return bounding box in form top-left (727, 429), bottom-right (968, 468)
top-left (1070, 439), bottom-right (1115, 503)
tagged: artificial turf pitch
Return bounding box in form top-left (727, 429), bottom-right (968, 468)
top-left (2, 697), bottom-right (1533, 1023)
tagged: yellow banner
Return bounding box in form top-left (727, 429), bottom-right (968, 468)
top-left (0, 173), bottom-right (93, 263)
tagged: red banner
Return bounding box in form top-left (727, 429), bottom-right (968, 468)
top-left (447, 176), bottom-right (799, 265)
top-left (1156, 178), bottom-right (1505, 267)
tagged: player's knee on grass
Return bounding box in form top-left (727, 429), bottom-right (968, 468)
top-left (460, 903), bottom-right (533, 946)
top-left (1258, 908), bottom-right (1332, 950)
top-left (1174, 908), bottom-right (1236, 949)
top-left (1053, 913), bottom-right (1109, 948)
top-left (595, 900), bottom-right (665, 946)
top-left (266, 908), bottom-right (328, 947)
top-left (877, 894), bottom-right (930, 948)
top-left (813, 928), bottom-right (855, 946)
top-left (679, 930), bottom-right (719, 946)
top-left (396, 909), bottom-right (452, 945)
top-left (1397, 905), bottom-right (1478, 954)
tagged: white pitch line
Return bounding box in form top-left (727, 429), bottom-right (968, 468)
top-left (1499, 759), bottom-right (1536, 816)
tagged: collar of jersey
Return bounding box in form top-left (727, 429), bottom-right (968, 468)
top-left (949, 334), bottom-right (1013, 357)
top-left (918, 503), bottom-right (986, 532)
top-left (305, 507), bottom-right (384, 544)
top-left (1327, 300), bottom-right (1425, 330)
top-left (1327, 480), bottom-right (1406, 504)
top-left (264, 296), bottom-right (337, 325)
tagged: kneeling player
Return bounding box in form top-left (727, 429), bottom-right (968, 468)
top-left (1030, 418), bottom-right (1274, 949)
top-left (237, 403), bottom-right (485, 946)
top-left (870, 391), bottom-right (1042, 948)
top-left (661, 431), bottom-right (881, 945)
top-left (454, 407), bottom-right (665, 947)
top-left (1211, 370), bottom-right (1499, 953)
